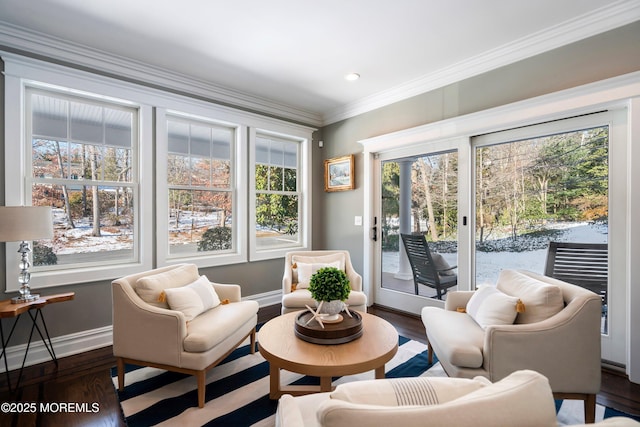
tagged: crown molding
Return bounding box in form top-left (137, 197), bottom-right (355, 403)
top-left (358, 70), bottom-right (640, 153)
top-left (0, 21), bottom-right (323, 128)
top-left (322, 0), bottom-right (640, 125)
top-left (1, 1), bottom-right (638, 129)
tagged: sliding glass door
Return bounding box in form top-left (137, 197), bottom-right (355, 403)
top-left (475, 123), bottom-right (610, 330)
top-left (472, 111), bottom-right (626, 364)
top-left (369, 111), bottom-right (626, 365)
top-left (371, 137), bottom-right (469, 314)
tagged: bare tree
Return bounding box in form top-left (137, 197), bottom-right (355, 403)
top-left (54, 141), bottom-right (75, 229)
top-left (90, 146), bottom-right (101, 237)
top-left (418, 157), bottom-right (438, 241)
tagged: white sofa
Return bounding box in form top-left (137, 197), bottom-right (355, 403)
top-left (275, 370), bottom-right (639, 427)
top-left (421, 269), bottom-right (602, 422)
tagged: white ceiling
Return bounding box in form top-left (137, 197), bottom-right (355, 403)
top-left (0, 0), bottom-right (639, 126)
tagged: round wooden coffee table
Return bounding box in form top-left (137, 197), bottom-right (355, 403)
top-left (258, 310), bottom-right (398, 399)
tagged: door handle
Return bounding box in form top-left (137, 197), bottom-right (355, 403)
top-left (371, 216), bottom-right (378, 241)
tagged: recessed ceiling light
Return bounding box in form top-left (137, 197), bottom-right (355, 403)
top-left (344, 73), bottom-right (360, 81)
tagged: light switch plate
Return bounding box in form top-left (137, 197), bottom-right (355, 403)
top-left (354, 216), bottom-right (363, 226)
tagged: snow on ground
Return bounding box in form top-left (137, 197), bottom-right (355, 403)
top-left (48, 207), bottom-right (282, 255)
top-left (51, 208), bottom-right (133, 254)
top-left (477, 222), bottom-right (607, 285)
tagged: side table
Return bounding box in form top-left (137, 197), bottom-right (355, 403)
top-left (0, 292), bottom-right (75, 392)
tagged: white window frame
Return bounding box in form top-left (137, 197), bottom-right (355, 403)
top-left (3, 52), bottom-right (315, 290)
top-left (249, 126), bottom-right (311, 261)
top-left (156, 104), bottom-right (313, 267)
top-left (3, 55), bottom-right (153, 289)
top-left (156, 107), bottom-right (247, 268)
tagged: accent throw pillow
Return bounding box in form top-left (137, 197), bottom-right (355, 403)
top-left (164, 275), bottom-right (221, 321)
top-left (134, 264), bottom-right (200, 308)
top-left (431, 252), bottom-right (456, 276)
top-left (466, 285), bottom-right (519, 328)
top-left (291, 253), bottom-right (346, 284)
top-left (296, 261), bottom-right (341, 289)
top-left (496, 270), bottom-right (564, 324)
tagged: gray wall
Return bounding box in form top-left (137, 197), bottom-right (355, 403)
top-left (0, 21), bottom-right (639, 349)
top-left (319, 21), bottom-right (640, 274)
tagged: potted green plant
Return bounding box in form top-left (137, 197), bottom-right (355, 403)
top-left (308, 267), bottom-right (351, 320)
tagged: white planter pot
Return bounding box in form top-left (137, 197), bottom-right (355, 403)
top-left (316, 300), bottom-right (345, 321)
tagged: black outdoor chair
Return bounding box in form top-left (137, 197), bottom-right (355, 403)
top-left (400, 233), bottom-right (458, 299)
top-left (544, 241), bottom-right (608, 305)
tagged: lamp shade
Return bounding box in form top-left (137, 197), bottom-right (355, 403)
top-left (0, 206), bottom-right (54, 242)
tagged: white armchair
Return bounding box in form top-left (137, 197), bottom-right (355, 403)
top-left (277, 370), bottom-right (557, 427)
top-left (421, 269), bottom-right (602, 423)
top-left (112, 264), bottom-right (259, 408)
top-left (276, 369), bottom-right (638, 427)
top-left (281, 250), bottom-right (367, 314)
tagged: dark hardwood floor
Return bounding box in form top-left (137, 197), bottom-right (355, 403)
top-left (0, 304), bottom-right (638, 426)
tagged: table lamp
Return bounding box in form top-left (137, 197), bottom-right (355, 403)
top-left (0, 206), bottom-right (54, 303)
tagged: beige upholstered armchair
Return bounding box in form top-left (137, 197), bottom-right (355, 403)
top-left (112, 264), bottom-right (259, 408)
top-left (276, 370), bottom-right (637, 427)
top-left (281, 250), bottom-right (367, 314)
top-left (421, 270), bottom-right (602, 423)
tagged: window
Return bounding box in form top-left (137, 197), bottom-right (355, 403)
top-left (5, 56), bottom-right (312, 289)
top-left (165, 116), bottom-right (237, 260)
top-left (250, 130), bottom-right (309, 260)
top-left (26, 88), bottom-right (138, 270)
top-left (157, 109), bottom-right (312, 267)
top-left (3, 58), bottom-right (154, 289)
top-left (254, 134), bottom-right (300, 247)
top-left (158, 113), bottom-right (312, 267)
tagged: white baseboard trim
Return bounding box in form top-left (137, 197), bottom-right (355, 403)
top-left (0, 325), bottom-right (113, 374)
top-left (0, 291), bottom-right (282, 373)
top-left (244, 289), bottom-right (282, 307)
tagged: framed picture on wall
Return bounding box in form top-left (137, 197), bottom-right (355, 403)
top-left (324, 155), bottom-right (355, 192)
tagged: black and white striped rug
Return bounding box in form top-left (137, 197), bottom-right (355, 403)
top-left (112, 334), bottom-right (637, 426)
